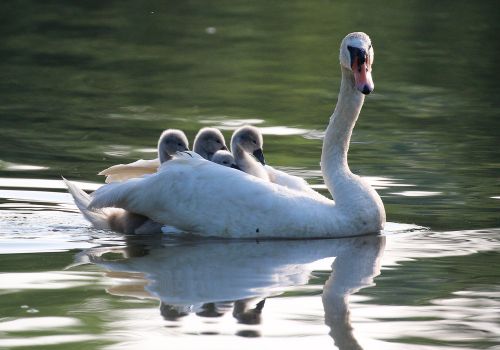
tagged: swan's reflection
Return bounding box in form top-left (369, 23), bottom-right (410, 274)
top-left (77, 234), bottom-right (384, 348)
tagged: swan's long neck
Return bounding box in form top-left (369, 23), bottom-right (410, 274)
top-left (321, 66), bottom-right (363, 188)
top-left (319, 65), bottom-right (385, 232)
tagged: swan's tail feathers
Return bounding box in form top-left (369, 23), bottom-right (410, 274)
top-left (62, 177), bottom-right (110, 230)
top-left (98, 159), bottom-right (160, 183)
top-left (87, 180), bottom-right (136, 211)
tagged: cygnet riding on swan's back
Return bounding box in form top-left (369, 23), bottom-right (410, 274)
top-left (76, 32), bottom-right (385, 238)
top-left (98, 127), bottom-right (227, 183)
top-left (211, 150), bottom-right (240, 170)
top-left (230, 126), bottom-right (269, 180)
top-left (192, 127), bottom-right (228, 160)
top-left (230, 125), bottom-right (325, 200)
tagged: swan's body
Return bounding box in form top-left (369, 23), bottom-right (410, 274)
top-left (86, 32), bottom-right (385, 238)
top-left (98, 128), bottom-right (226, 183)
top-left (263, 164), bottom-right (326, 200)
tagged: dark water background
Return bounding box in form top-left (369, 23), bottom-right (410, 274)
top-left (0, 1), bottom-right (499, 349)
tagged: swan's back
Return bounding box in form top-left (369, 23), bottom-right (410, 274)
top-left (264, 165), bottom-right (325, 201)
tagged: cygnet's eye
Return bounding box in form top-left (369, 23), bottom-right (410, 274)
top-left (216, 139), bottom-right (221, 144)
top-left (252, 140), bottom-right (257, 144)
top-left (178, 143), bottom-right (183, 147)
top-left (223, 161), bottom-right (228, 164)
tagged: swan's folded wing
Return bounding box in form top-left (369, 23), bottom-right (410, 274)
top-left (98, 158), bottom-right (161, 183)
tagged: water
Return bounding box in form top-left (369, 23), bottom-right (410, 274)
top-left (0, 0), bottom-right (499, 349)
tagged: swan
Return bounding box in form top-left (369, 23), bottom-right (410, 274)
top-left (83, 32), bottom-right (385, 238)
top-left (230, 125), bottom-right (326, 200)
top-left (98, 127), bottom-right (227, 183)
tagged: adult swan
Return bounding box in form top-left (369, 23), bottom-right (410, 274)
top-left (86, 32), bottom-right (385, 238)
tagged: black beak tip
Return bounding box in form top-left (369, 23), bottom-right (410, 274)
top-left (361, 85), bottom-right (372, 95)
top-left (252, 149), bottom-right (266, 165)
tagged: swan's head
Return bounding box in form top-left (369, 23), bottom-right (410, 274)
top-left (212, 150), bottom-right (241, 170)
top-left (193, 127), bottom-right (228, 160)
top-left (157, 129), bottom-right (189, 163)
top-left (339, 32), bottom-right (374, 95)
top-left (231, 125), bottom-right (266, 165)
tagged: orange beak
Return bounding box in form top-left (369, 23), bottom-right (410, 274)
top-left (352, 56), bottom-right (374, 95)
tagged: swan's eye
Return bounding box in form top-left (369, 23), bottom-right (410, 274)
top-left (216, 140), bottom-right (221, 144)
top-left (178, 143), bottom-right (183, 146)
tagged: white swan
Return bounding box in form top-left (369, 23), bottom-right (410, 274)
top-left (84, 32), bottom-right (385, 238)
top-left (230, 125), bottom-right (325, 200)
top-left (98, 127), bottom-right (227, 183)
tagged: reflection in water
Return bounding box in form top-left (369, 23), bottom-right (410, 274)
top-left (322, 236), bottom-right (384, 350)
top-left (77, 234), bottom-right (384, 347)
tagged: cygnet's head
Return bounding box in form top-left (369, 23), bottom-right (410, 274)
top-left (211, 150), bottom-right (241, 170)
top-left (193, 127), bottom-right (227, 160)
top-left (157, 129), bottom-right (189, 163)
top-left (339, 32), bottom-right (374, 95)
top-left (230, 125), bottom-right (266, 165)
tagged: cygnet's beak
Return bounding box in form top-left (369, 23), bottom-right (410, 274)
top-left (231, 164), bottom-right (242, 171)
top-left (252, 149), bottom-right (266, 165)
